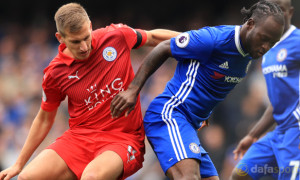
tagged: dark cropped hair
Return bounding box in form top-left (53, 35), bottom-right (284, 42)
top-left (241, 0), bottom-right (284, 25)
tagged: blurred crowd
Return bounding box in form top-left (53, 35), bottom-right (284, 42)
top-left (0, 0), bottom-right (299, 179)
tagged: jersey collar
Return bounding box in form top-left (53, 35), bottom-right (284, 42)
top-left (272, 25), bottom-right (296, 48)
top-left (57, 36), bottom-right (96, 66)
top-left (235, 26), bottom-right (249, 57)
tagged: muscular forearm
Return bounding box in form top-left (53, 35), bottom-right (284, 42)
top-left (15, 109), bottom-right (56, 168)
top-left (128, 40), bottom-right (172, 95)
top-left (248, 104), bottom-right (275, 139)
top-left (146, 29), bottom-right (180, 46)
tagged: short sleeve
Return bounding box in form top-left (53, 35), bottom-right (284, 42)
top-left (170, 27), bottom-right (215, 63)
top-left (41, 72), bottom-right (65, 112)
top-left (117, 24), bottom-right (147, 49)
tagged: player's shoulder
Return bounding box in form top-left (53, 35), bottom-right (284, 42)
top-left (198, 25), bottom-right (235, 42)
top-left (93, 23), bottom-right (135, 37)
top-left (92, 23), bottom-right (127, 41)
top-left (104, 23), bottom-right (132, 32)
top-left (203, 25), bottom-right (235, 34)
top-left (43, 57), bottom-right (65, 75)
top-left (290, 27), bottom-right (300, 39)
top-left (280, 26), bottom-right (300, 46)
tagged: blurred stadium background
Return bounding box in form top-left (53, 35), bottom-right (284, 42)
top-left (0, 0), bottom-right (299, 179)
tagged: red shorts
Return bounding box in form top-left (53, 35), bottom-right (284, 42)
top-left (47, 128), bottom-right (145, 180)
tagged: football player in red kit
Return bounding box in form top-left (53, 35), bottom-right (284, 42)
top-left (0, 3), bottom-right (179, 180)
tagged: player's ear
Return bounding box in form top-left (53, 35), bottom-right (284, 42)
top-left (55, 32), bottom-right (64, 44)
top-left (289, 6), bottom-right (294, 19)
top-left (246, 18), bottom-right (255, 30)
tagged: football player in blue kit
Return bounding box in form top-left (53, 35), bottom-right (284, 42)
top-left (110, 1), bottom-right (284, 179)
top-left (231, 0), bottom-right (300, 179)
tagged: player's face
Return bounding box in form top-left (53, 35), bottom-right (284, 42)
top-left (63, 21), bottom-right (92, 60)
top-left (245, 16), bottom-right (283, 59)
top-left (267, 0), bottom-right (294, 32)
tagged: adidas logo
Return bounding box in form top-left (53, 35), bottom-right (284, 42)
top-left (219, 61), bottom-right (229, 69)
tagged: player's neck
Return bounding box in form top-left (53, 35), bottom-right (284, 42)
top-left (239, 25), bottom-right (249, 54)
top-left (283, 24), bottom-right (291, 34)
top-left (63, 48), bottom-right (75, 59)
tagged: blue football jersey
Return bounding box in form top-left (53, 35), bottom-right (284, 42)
top-left (262, 25), bottom-right (300, 131)
top-left (147, 25), bottom-right (252, 128)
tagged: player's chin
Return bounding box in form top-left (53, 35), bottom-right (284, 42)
top-left (76, 53), bottom-right (90, 60)
top-left (251, 52), bottom-right (263, 59)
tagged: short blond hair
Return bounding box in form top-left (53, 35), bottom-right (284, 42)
top-left (54, 3), bottom-right (90, 37)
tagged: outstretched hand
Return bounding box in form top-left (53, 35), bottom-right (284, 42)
top-left (0, 164), bottom-right (22, 180)
top-left (233, 135), bottom-right (258, 160)
top-left (110, 89), bottom-right (138, 118)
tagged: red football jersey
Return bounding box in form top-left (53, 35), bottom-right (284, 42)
top-left (41, 24), bottom-right (147, 135)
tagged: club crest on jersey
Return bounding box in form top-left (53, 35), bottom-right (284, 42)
top-left (189, 143), bottom-right (200, 154)
top-left (175, 32), bottom-right (190, 48)
top-left (277, 48), bottom-right (287, 62)
top-left (103, 47), bottom-right (117, 61)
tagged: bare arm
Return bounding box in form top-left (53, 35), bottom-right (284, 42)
top-left (128, 39), bottom-right (172, 95)
top-left (144, 29), bottom-right (180, 47)
top-left (248, 104), bottom-right (275, 138)
top-left (233, 104), bottom-right (275, 160)
top-left (111, 40), bottom-right (172, 117)
top-left (0, 108), bottom-right (57, 180)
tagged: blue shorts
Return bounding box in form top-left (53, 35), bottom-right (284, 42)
top-left (235, 127), bottom-right (300, 179)
top-left (143, 111), bottom-right (218, 178)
